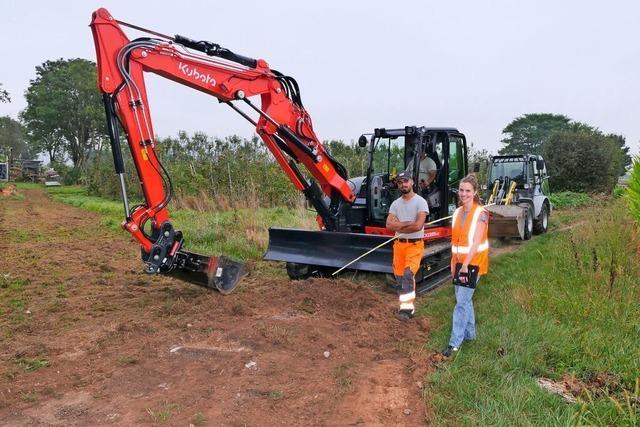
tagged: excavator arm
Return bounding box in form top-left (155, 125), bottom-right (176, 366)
top-left (90, 8), bottom-right (356, 292)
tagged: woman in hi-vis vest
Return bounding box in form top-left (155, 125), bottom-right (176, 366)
top-left (442, 174), bottom-right (489, 357)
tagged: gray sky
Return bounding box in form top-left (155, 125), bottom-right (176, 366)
top-left (1, 0), bottom-right (639, 154)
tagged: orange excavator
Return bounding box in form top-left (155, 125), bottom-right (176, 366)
top-left (90, 9), bottom-right (471, 294)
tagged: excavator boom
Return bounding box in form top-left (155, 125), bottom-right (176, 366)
top-left (90, 9), bottom-right (356, 292)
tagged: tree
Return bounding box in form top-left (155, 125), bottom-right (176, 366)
top-left (323, 139), bottom-right (367, 178)
top-left (543, 131), bottom-right (621, 193)
top-left (0, 83), bottom-right (9, 103)
top-left (20, 58), bottom-right (105, 167)
top-left (0, 116), bottom-right (31, 159)
top-left (626, 156), bottom-right (640, 224)
top-left (467, 142), bottom-right (492, 186)
top-left (500, 113), bottom-right (572, 155)
top-left (604, 133), bottom-right (632, 175)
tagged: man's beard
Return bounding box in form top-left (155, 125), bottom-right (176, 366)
top-left (400, 187), bottom-right (411, 194)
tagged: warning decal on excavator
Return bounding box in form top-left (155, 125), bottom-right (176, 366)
top-left (141, 149), bottom-right (149, 161)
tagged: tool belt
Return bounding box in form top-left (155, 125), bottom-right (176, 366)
top-left (453, 262), bottom-right (479, 289)
top-left (397, 238), bottom-right (423, 243)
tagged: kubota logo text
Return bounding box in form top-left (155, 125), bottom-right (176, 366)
top-left (178, 62), bottom-right (216, 86)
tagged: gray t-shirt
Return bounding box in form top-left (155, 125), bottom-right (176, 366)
top-left (389, 194), bottom-right (430, 239)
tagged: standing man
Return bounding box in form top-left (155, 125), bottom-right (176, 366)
top-left (386, 171), bottom-right (429, 321)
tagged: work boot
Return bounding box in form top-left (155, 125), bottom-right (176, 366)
top-left (395, 310), bottom-right (414, 321)
top-left (442, 345), bottom-right (459, 357)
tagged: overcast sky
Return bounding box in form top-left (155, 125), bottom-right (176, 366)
top-left (1, 0), bottom-right (639, 154)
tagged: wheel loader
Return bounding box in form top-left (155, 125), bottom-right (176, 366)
top-left (484, 154), bottom-right (551, 240)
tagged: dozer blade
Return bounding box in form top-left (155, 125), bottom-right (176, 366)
top-left (169, 251), bottom-right (247, 294)
top-left (266, 228), bottom-right (454, 293)
top-left (265, 228), bottom-right (394, 273)
top-left (265, 228), bottom-right (451, 273)
top-left (485, 205), bottom-right (524, 239)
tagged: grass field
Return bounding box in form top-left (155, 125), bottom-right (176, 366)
top-left (14, 183), bottom-right (640, 425)
top-left (421, 200), bottom-right (640, 426)
top-left (43, 185), bottom-right (316, 260)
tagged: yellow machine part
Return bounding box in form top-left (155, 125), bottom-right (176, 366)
top-left (503, 181), bottom-right (517, 205)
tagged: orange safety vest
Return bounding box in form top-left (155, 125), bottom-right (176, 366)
top-left (451, 203), bottom-right (489, 275)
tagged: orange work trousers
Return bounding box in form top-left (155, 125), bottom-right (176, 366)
top-left (392, 240), bottom-right (424, 277)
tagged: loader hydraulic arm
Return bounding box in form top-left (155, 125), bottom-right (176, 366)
top-left (90, 9), bottom-right (356, 291)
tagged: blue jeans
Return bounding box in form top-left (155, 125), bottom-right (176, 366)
top-left (449, 279), bottom-right (479, 348)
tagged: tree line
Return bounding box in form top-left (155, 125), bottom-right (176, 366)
top-left (0, 59), bottom-right (635, 208)
top-left (500, 113), bottom-right (632, 193)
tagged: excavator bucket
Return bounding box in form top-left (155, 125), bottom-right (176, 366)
top-left (264, 228), bottom-right (394, 274)
top-left (169, 251), bottom-right (247, 294)
top-left (485, 205), bottom-right (525, 239)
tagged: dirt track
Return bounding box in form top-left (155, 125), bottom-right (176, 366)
top-left (0, 189), bottom-right (434, 426)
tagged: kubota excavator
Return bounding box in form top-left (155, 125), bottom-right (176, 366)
top-left (90, 9), bottom-right (471, 294)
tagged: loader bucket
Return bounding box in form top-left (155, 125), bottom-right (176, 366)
top-left (264, 228), bottom-right (394, 274)
top-left (485, 205), bottom-right (524, 239)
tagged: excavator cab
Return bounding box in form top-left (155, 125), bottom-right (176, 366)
top-left (266, 126), bottom-right (470, 292)
top-left (363, 127), bottom-right (468, 227)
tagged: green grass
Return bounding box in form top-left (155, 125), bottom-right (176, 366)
top-left (15, 357), bottom-right (49, 372)
top-left (626, 157), bottom-right (640, 225)
top-left (147, 401), bottom-right (180, 423)
top-left (549, 191), bottom-right (594, 209)
top-left (420, 199), bottom-right (640, 425)
top-left (14, 182), bottom-right (43, 190)
top-left (46, 186), bottom-right (315, 260)
top-left (0, 274), bottom-right (29, 324)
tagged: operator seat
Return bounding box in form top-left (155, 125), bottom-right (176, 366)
top-left (421, 152), bottom-right (442, 222)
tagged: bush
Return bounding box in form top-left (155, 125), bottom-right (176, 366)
top-left (51, 162), bottom-right (82, 185)
top-left (625, 157), bottom-right (640, 224)
top-left (549, 191), bottom-right (593, 209)
top-left (543, 131), bottom-right (622, 193)
top-left (612, 186), bottom-right (625, 199)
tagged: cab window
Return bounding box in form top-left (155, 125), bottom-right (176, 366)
top-left (372, 136), bottom-right (405, 176)
top-left (448, 135), bottom-right (466, 186)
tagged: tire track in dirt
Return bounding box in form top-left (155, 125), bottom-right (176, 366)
top-left (0, 189), bottom-right (433, 426)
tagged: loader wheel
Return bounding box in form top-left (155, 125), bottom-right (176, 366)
top-left (533, 203), bottom-right (549, 235)
top-left (523, 206), bottom-right (533, 240)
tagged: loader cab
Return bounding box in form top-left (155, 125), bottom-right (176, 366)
top-left (487, 155), bottom-right (549, 198)
top-left (362, 126), bottom-right (468, 233)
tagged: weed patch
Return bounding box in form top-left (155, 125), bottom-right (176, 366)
top-left (549, 191), bottom-right (593, 209)
top-left (333, 363), bottom-right (355, 394)
top-left (147, 401), bottom-right (180, 423)
top-left (19, 391), bottom-right (39, 402)
top-left (15, 357), bottom-right (49, 372)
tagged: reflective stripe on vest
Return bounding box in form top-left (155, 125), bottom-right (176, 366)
top-left (451, 205), bottom-right (489, 254)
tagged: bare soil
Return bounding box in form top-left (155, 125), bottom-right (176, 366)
top-left (0, 189), bottom-right (436, 426)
